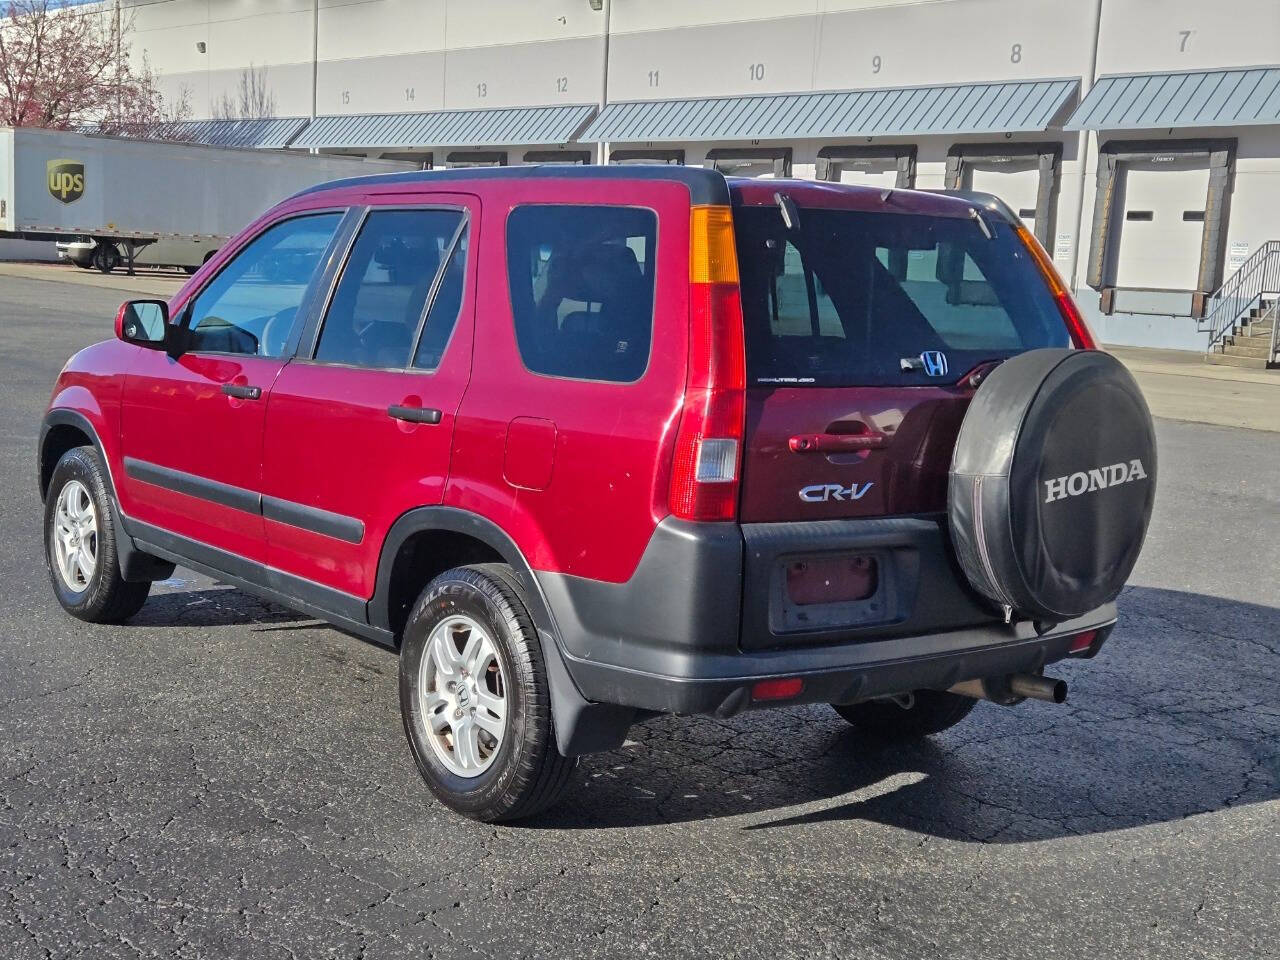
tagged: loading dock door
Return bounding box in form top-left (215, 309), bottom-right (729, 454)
top-left (705, 148), bottom-right (791, 179)
top-left (1115, 159), bottom-right (1210, 290)
top-left (717, 159), bottom-right (779, 178)
top-left (834, 157), bottom-right (898, 189)
top-left (969, 163), bottom-right (1042, 233)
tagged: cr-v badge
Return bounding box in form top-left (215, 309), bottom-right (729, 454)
top-left (799, 482), bottom-right (874, 503)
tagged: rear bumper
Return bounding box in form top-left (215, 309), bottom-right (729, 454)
top-left (538, 516), bottom-right (1117, 716)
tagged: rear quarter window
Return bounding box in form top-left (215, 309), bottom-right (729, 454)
top-left (506, 204), bottom-right (657, 384)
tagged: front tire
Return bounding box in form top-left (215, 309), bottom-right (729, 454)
top-left (831, 689), bottom-right (977, 740)
top-left (399, 564), bottom-right (576, 822)
top-left (43, 447), bottom-right (150, 623)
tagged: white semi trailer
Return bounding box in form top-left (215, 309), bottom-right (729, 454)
top-left (0, 126), bottom-right (412, 273)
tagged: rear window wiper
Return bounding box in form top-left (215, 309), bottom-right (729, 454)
top-left (775, 192), bottom-right (801, 232)
top-left (969, 207), bottom-right (994, 240)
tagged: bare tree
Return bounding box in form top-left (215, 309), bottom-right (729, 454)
top-left (211, 64), bottom-right (277, 120)
top-left (0, 0), bottom-right (189, 134)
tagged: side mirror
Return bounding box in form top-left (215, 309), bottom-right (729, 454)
top-left (115, 299), bottom-right (169, 349)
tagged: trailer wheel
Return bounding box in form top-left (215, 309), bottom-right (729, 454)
top-left (92, 242), bottom-right (120, 274)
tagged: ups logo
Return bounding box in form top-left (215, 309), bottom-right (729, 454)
top-left (47, 159), bottom-right (84, 204)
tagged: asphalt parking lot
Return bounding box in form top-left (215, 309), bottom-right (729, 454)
top-left (2, 267), bottom-right (1277, 959)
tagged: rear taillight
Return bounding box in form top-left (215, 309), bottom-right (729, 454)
top-left (669, 206), bottom-right (746, 522)
top-left (1015, 223), bottom-right (1098, 350)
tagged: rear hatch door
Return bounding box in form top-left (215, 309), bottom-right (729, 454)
top-left (731, 182), bottom-right (1074, 524)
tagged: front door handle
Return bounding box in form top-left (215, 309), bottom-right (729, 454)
top-left (388, 405), bottom-right (442, 425)
top-left (222, 383), bottom-right (262, 400)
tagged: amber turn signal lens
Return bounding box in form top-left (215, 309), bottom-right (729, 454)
top-left (689, 205), bottom-right (740, 285)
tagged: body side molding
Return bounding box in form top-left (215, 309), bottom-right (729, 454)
top-left (123, 456), bottom-right (365, 544)
top-left (120, 514), bottom-right (384, 643)
top-left (125, 456), bottom-right (261, 515)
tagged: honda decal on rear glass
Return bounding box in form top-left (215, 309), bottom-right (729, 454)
top-left (900, 351), bottom-right (949, 376)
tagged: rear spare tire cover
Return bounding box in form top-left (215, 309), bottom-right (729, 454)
top-left (948, 348), bottom-right (1156, 622)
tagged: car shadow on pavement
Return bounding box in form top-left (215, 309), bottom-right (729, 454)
top-left (127, 586), bottom-right (312, 630)
top-left (530, 586), bottom-right (1279, 840)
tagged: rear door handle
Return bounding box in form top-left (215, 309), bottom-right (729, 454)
top-left (789, 431), bottom-right (890, 453)
top-left (388, 405), bottom-right (442, 425)
top-left (222, 383), bottom-right (262, 400)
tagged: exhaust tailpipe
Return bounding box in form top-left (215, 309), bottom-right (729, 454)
top-left (1008, 673), bottom-right (1068, 704)
top-left (949, 673), bottom-right (1067, 705)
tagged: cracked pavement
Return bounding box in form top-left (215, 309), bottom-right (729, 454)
top-left (1, 272), bottom-right (1277, 959)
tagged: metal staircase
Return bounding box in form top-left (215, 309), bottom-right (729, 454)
top-left (1204, 241), bottom-right (1280, 369)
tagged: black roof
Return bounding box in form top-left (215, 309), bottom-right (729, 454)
top-left (292, 163), bottom-right (731, 206)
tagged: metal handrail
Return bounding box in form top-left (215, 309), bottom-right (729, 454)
top-left (1203, 240), bottom-right (1280, 350)
top-left (1268, 298), bottom-right (1280, 366)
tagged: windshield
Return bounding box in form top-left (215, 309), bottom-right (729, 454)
top-left (733, 205), bottom-right (1070, 387)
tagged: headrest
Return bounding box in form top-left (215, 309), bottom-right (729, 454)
top-left (546, 242), bottom-right (642, 304)
top-left (374, 236), bottom-right (438, 280)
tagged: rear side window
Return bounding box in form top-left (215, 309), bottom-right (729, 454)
top-left (315, 209), bottom-right (465, 370)
top-left (506, 204), bottom-right (656, 384)
top-left (733, 206), bottom-right (1069, 387)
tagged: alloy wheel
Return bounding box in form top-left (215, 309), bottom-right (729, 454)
top-left (418, 614), bottom-right (508, 778)
top-left (52, 479), bottom-right (98, 593)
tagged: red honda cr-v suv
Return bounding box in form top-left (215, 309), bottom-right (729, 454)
top-left (40, 166), bottom-right (1157, 821)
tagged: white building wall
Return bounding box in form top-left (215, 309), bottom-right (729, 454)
top-left (1094, 0), bottom-right (1280, 75)
top-left (606, 0), bottom-right (1095, 102)
top-left (129, 0), bottom-right (606, 118)
top-left (108, 0), bottom-right (1280, 350)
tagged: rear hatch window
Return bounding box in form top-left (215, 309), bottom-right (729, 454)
top-left (733, 204), bottom-right (1069, 387)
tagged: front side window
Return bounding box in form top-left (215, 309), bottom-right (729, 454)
top-left (186, 213), bottom-right (342, 356)
top-left (314, 209), bottom-right (465, 370)
top-left (507, 204), bottom-right (656, 383)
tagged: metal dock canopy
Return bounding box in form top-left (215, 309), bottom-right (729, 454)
top-left (581, 79), bottom-right (1080, 142)
top-left (292, 104), bottom-right (598, 150)
top-left (1065, 67), bottom-right (1280, 131)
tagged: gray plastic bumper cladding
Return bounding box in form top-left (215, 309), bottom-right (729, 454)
top-left (538, 516), bottom-right (1117, 718)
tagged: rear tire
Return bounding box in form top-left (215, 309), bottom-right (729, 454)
top-left (92, 242), bottom-right (120, 274)
top-left (43, 447), bottom-right (150, 624)
top-left (399, 563), bottom-right (576, 822)
top-left (831, 690), bottom-right (977, 740)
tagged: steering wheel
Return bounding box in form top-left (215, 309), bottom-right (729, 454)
top-left (260, 306), bottom-right (298, 357)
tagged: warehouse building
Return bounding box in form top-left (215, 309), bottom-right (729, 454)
top-left (117, 0), bottom-right (1280, 355)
